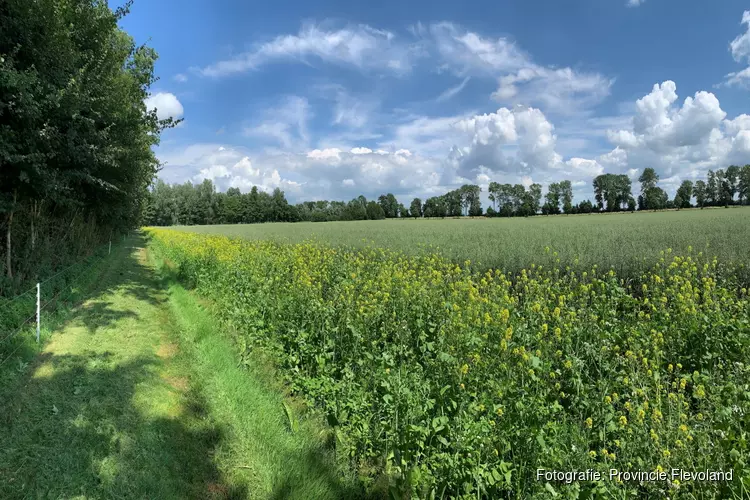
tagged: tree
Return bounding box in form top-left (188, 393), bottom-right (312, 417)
top-left (639, 168), bottom-right (659, 193)
top-left (739, 165), bottom-right (750, 205)
top-left (410, 198), bottom-right (423, 218)
top-left (638, 168), bottom-right (665, 211)
top-left (675, 180), bottom-right (693, 209)
top-left (707, 170), bottom-right (719, 206)
top-left (527, 184), bottom-right (542, 215)
top-left (545, 183), bottom-right (562, 215)
top-left (469, 197), bottom-right (482, 216)
top-left (423, 197), bottom-right (446, 218)
top-left (593, 174), bottom-right (632, 212)
top-left (397, 203), bottom-right (408, 218)
top-left (0, 0), bottom-right (177, 283)
top-left (366, 201), bottom-right (385, 220)
top-left (725, 166), bottom-right (740, 204)
top-left (627, 197), bottom-right (636, 212)
top-left (559, 181), bottom-right (573, 214)
top-left (377, 193), bottom-right (399, 218)
top-left (694, 180), bottom-right (707, 209)
top-left (674, 195), bottom-right (683, 210)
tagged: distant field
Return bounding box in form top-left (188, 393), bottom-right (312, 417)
top-left (170, 206), bottom-right (750, 277)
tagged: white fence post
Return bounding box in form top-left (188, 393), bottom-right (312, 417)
top-left (36, 283), bottom-right (40, 343)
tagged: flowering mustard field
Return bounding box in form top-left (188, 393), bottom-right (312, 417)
top-left (147, 227), bottom-right (750, 498)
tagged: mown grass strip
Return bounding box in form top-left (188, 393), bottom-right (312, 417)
top-left (153, 251), bottom-right (364, 499)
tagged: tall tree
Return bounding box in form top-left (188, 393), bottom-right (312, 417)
top-left (377, 193), bottom-right (399, 218)
top-left (0, 0), bottom-right (176, 284)
top-left (694, 180), bottom-right (707, 209)
top-left (410, 198), bottom-right (423, 218)
top-left (738, 165), bottom-right (750, 205)
top-left (559, 180), bottom-right (574, 214)
top-left (675, 180), bottom-right (693, 209)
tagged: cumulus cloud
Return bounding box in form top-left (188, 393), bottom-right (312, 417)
top-left (626, 0), bottom-right (645, 7)
top-left (602, 80), bottom-right (749, 182)
top-left (200, 23), bottom-right (417, 77)
top-left (450, 106), bottom-right (562, 179)
top-left (158, 144), bottom-right (303, 195)
top-left (144, 92), bottom-right (184, 120)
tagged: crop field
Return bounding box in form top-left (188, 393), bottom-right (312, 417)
top-left (148, 225), bottom-right (750, 498)
top-left (172, 207), bottom-right (750, 279)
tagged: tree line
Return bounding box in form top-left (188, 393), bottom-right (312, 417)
top-left (145, 164), bottom-right (750, 227)
top-left (0, 0), bottom-right (173, 294)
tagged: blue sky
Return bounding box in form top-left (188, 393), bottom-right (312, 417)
top-left (119, 0), bottom-right (750, 204)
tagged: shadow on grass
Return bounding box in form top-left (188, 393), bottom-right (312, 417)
top-left (0, 233), bottom-right (245, 499)
top-left (0, 232), bottom-right (368, 499)
top-left (0, 351), bottom-right (246, 499)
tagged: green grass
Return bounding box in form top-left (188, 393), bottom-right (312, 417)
top-left (170, 206), bottom-right (750, 278)
top-left (0, 234), bottom-right (357, 499)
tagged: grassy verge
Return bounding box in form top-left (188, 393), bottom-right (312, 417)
top-left (0, 233), bottom-right (358, 499)
top-left (152, 252), bottom-right (364, 499)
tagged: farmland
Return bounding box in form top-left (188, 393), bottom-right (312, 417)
top-left (148, 222), bottom-right (750, 498)
top-left (172, 207), bottom-right (750, 279)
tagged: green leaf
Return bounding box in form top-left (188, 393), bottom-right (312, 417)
top-left (545, 482), bottom-right (559, 497)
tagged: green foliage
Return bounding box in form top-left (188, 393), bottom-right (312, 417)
top-left (410, 198), bottom-right (423, 218)
top-left (150, 228), bottom-right (750, 498)
top-left (593, 174), bottom-right (632, 212)
top-left (0, 0), bottom-right (170, 293)
top-left (145, 180), bottom-right (299, 225)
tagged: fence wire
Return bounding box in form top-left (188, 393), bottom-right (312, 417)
top-left (0, 239), bottom-right (117, 368)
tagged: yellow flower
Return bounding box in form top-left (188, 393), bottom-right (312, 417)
top-left (585, 417), bottom-right (593, 428)
top-left (619, 415), bottom-right (628, 427)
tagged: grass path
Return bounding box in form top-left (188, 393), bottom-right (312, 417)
top-left (0, 235), bottom-right (355, 499)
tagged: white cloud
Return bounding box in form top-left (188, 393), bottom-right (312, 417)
top-left (350, 147), bottom-right (373, 154)
top-left (144, 92), bottom-right (184, 120)
top-left (245, 96), bottom-right (311, 150)
top-left (197, 21), bottom-right (611, 115)
top-left (426, 23), bottom-right (612, 114)
top-left (609, 81), bottom-right (726, 153)
top-left (173, 73), bottom-right (188, 83)
top-left (492, 67), bottom-right (614, 114)
top-left (307, 148), bottom-right (342, 160)
top-left (450, 106), bottom-right (563, 179)
top-left (730, 11), bottom-right (750, 63)
top-left (436, 76), bottom-right (471, 102)
top-left (429, 23), bottom-right (529, 76)
top-left (600, 80), bottom-right (749, 185)
top-left (724, 67), bottom-right (750, 88)
top-left (723, 11), bottom-right (750, 88)
top-left (158, 144), bottom-right (302, 195)
top-left (200, 23), bottom-right (417, 77)
top-left (627, 0), bottom-right (645, 7)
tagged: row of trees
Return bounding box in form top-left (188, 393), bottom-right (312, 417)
top-left (144, 180), bottom-right (298, 226)
top-left (146, 164), bottom-right (750, 228)
top-left (1, 0), bottom-right (173, 292)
